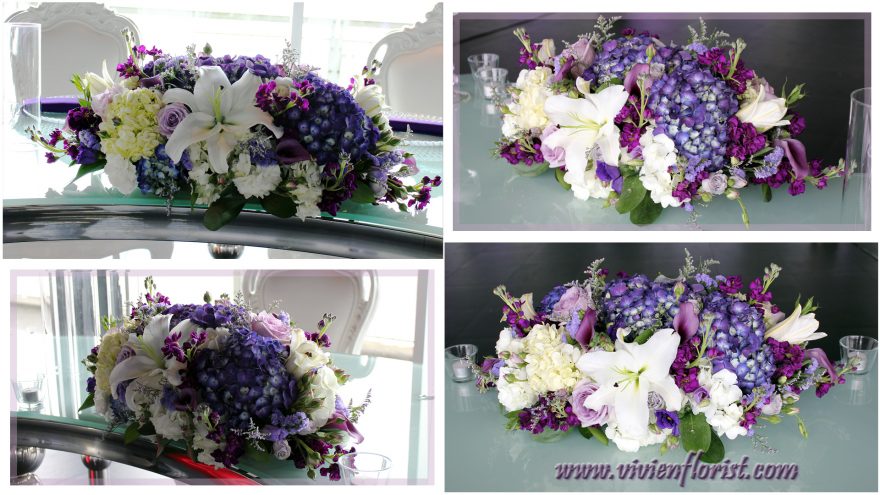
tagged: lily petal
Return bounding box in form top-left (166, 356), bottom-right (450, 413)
top-left (225, 105), bottom-right (283, 138)
top-left (164, 112), bottom-right (220, 163)
top-left (163, 87), bottom-right (199, 110)
top-left (142, 314), bottom-right (173, 357)
top-left (194, 67), bottom-right (231, 112)
top-left (614, 377), bottom-right (649, 435)
top-left (576, 349), bottom-right (618, 384)
top-left (109, 355), bottom-right (158, 398)
top-left (206, 131), bottom-right (238, 174)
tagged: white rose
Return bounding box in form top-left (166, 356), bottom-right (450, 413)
top-left (104, 153), bottom-right (137, 194)
top-left (203, 327), bottom-right (229, 351)
top-left (735, 83), bottom-right (790, 133)
top-left (307, 366), bottom-right (340, 429)
top-left (496, 366), bottom-right (537, 411)
top-left (639, 129), bottom-right (682, 208)
top-left (287, 339), bottom-right (330, 379)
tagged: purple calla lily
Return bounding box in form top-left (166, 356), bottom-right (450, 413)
top-left (805, 347), bottom-right (839, 383)
top-left (776, 138), bottom-right (810, 180)
top-left (572, 307), bottom-right (597, 347)
top-left (673, 301), bottom-right (699, 340)
top-left (624, 63), bottom-right (651, 94)
top-left (324, 411), bottom-right (364, 443)
top-left (275, 131), bottom-right (312, 164)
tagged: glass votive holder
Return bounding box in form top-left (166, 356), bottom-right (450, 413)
top-left (338, 452), bottom-right (392, 485)
top-left (839, 335), bottom-right (878, 375)
top-left (13, 373), bottom-right (45, 411)
top-left (475, 67), bottom-right (508, 100)
top-left (467, 53), bottom-right (500, 75)
top-left (445, 344), bottom-right (477, 382)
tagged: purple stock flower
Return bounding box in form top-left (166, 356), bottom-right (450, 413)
top-left (787, 112), bottom-right (806, 137)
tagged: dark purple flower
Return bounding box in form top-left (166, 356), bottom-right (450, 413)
top-left (718, 275), bottom-right (743, 294)
top-left (86, 376), bottom-right (96, 394)
top-left (788, 178), bottom-right (806, 196)
top-left (572, 308), bottom-right (597, 347)
top-left (776, 138), bottom-right (810, 180)
top-left (275, 131), bottom-right (312, 164)
top-left (595, 161), bottom-right (623, 194)
top-left (787, 112), bottom-right (806, 137)
top-left (655, 410), bottom-right (680, 436)
top-left (673, 301), bottom-right (699, 340)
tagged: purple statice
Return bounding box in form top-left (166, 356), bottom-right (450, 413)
top-left (726, 117), bottom-right (766, 161)
top-left (670, 336), bottom-right (702, 393)
top-left (647, 58), bottom-right (739, 173)
top-left (136, 144), bottom-right (191, 197)
top-left (498, 138), bottom-right (544, 165)
top-left (754, 146), bottom-right (784, 179)
top-left (696, 47), bottom-right (755, 94)
top-left (787, 112), bottom-right (806, 137)
top-left (192, 328), bottom-right (296, 431)
top-left (283, 73), bottom-right (378, 166)
top-left (654, 410), bottom-right (680, 436)
top-left (700, 291), bottom-right (775, 392)
top-left (766, 337), bottom-right (805, 382)
top-left (263, 411), bottom-right (310, 441)
top-left (601, 274), bottom-right (690, 341)
top-left (517, 393), bottom-right (580, 434)
top-left (751, 159), bottom-right (794, 189)
top-left (587, 33), bottom-right (658, 84)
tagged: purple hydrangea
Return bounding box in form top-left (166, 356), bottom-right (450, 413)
top-left (601, 274), bottom-right (690, 341)
top-left (586, 33), bottom-right (657, 84)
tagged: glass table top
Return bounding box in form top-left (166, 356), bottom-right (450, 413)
top-left (3, 115), bottom-right (442, 257)
top-left (445, 368), bottom-right (877, 491)
top-left (12, 336), bottom-right (431, 484)
top-left (453, 75), bottom-right (869, 231)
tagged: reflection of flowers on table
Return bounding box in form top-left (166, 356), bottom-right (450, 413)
top-left (475, 251), bottom-right (854, 461)
top-left (31, 31), bottom-right (440, 230)
top-left (82, 278), bottom-right (368, 480)
top-left (493, 16), bottom-right (841, 226)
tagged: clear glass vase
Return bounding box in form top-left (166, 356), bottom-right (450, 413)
top-left (843, 87), bottom-right (871, 229)
top-left (2, 22), bottom-right (41, 146)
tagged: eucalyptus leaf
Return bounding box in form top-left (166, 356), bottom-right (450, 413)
top-left (615, 175), bottom-right (647, 213)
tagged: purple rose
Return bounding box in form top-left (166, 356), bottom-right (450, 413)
top-left (701, 172), bottom-right (728, 195)
top-left (566, 37), bottom-right (596, 78)
top-left (552, 286), bottom-right (591, 317)
top-left (157, 103), bottom-right (190, 137)
top-left (251, 311), bottom-right (291, 342)
top-left (570, 379), bottom-right (609, 427)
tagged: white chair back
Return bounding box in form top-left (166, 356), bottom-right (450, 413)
top-left (366, 3), bottom-right (441, 118)
top-left (237, 270), bottom-right (377, 355)
top-left (6, 2), bottom-right (139, 97)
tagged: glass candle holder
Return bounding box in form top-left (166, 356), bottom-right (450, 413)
top-left (445, 344), bottom-right (477, 382)
top-left (475, 67), bottom-right (508, 100)
top-left (843, 88), bottom-right (871, 229)
top-left (2, 22), bottom-right (41, 148)
top-left (467, 53), bottom-right (499, 75)
top-left (338, 452), bottom-right (392, 485)
top-left (13, 373), bottom-right (45, 411)
top-left (839, 335), bottom-right (878, 375)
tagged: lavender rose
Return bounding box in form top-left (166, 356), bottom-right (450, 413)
top-left (251, 311), bottom-right (291, 341)
top-left (540, 125), bottom-right (566, 168)
top-left (701, 172), bottom-right (728, 195)
top-left (272, 440), bottom-right (292, 460)
top-left (157, 102), bottom-right (190, 137)
top-left (570, 379), bottom-right (609, 427)
top-left (551, 285), bottom-right (591, 320)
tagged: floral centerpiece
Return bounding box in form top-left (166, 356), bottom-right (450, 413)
top-left (494, 16), bottom-right (841, 226)
top-left (80, 278), bottom-right (367, 480)
top-left (475, 251), bottom-right (853, 461)
top-left (32, 31), bottom-right (440, 230)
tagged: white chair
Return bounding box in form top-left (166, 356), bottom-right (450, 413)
top-left (6, 2), bottom-right (139, 97)
top-left (366, 3), bottom-right (442, 119)
top-left (237, 270), bottom-right (377, 355)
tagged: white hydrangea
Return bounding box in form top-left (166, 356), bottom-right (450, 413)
top-left (605, 419), bottom-right (669, 452)
top-left (690, 368), bottom-right (748, 440)
top-left (501, 67), bottom-right (554, 137)
top-left (104, 153), bottom-right (138, 195)
top-left (231, 153), bottom-right (282, 198)
top-left (495, 328), bottom-right (524, 357)
top-left (565, 164), bottom-right (613, 201)
top-left (148, 400), bottom-right (185, 441)
top-left (638, 128), bottom-right (682, 208)
top-left (521, 324), bottom-right (583, 393)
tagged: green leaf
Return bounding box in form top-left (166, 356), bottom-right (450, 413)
top-left (629, 195), bottom-right (663, 225)
top-left (578, 426), bottom-right (593, 439)
top-left (615, 175), bottom-right (647, 213)
top-left (78, 393), bottom-right (95, 412)
top-left (634, 328), bottom-right (655, 344)
top-left (72, 161), bottom-right (106, 182)
top-left (680, 412), bottom-right (711, 453)
top-left (587, 426), bottom-right (608, 446)
top-left (123, 422), bottom-right (140, 445)
top-left (349, 180), bottom-right (377, 204)
top-left (555, 167), bottom-right (571, 191)
top-left (138, 422), bottom-right (156, 436)
top-left (260, 194), bottom-right (297, 218)
top-left (700, 430), bottom-right (725, 463)
top-left (203, 193), bottom-right (248, 231)
top-left (796, 415), bottom-right (808, 439)
top-left (761, 183), bottom-right (772, 202)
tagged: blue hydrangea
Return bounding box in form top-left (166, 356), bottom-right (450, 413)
top-left (192, 328), bottom-right (297, 431)
top-left (646, 55), bottom-right (739, 172)
top-left (136, 144), bottom-right (191, 197)
top-left (601, 274), bottom-right (690, 341)
top-left (283, 73), bottom-right (379, 166)
top-left (587, 34), bottom-right (656, 84)
top-left (700, 292), bottom-right (775, 392)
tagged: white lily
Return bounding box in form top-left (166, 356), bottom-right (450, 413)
top-left (764, 304), bottom-right (826, 344)
top-left (542, 83), bottom-right (629, 176)
top-left (576, 328), bottom-right (683, 437)
top-left (108, 315), bottom-right (197, 409)
top-left (163, 66), bottom-right (283, 173)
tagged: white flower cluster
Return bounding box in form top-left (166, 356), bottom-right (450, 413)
top-left (690, 368), bottom-right (748, 440)
top-left (287, 160), bottom-right (325, 220)
top-left (501, 67), bottom-right (554, 138)
top-left (285, 328), bottom-right (339, 431)
top-left (639, 128), bottom-right (682, 208)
